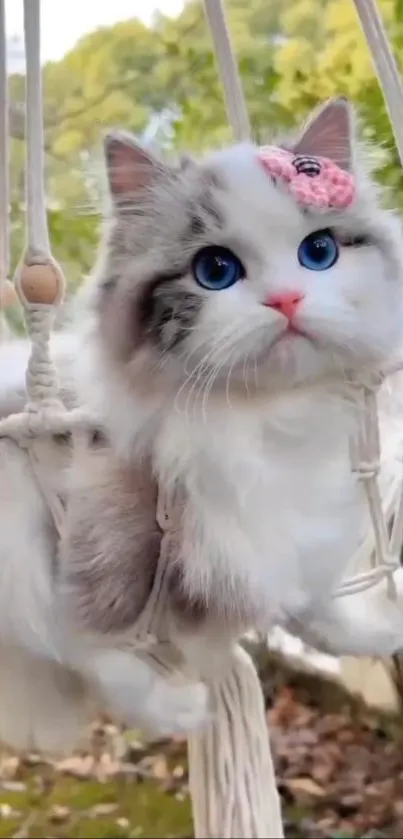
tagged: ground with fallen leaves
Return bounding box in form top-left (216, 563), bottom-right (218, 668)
top-left (0, 653), bottom-right (402, 838)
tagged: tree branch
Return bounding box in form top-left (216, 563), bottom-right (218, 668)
top-left (9, 102), bottom-right (66, 163)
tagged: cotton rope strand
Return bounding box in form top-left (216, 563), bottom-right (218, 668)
top-left (0, 0), bottom-right (6, 343)
top-left (23, 0), bottom-right (49, 260)
top-left (203, 0), bottom-right (251, 143)
top-left (0, 0), bottom-right (8, 280)
top-left (0, 1), bottom-right (16, 332)
top-left (352, 0), bottom-right (403, 166)
top-left (14, 0), bottom-right (66, 410)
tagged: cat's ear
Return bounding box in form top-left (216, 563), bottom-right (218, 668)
top-left (292, 97), bottom-right (354, 172)
top-left (104, 130), bottom-right (163, 203)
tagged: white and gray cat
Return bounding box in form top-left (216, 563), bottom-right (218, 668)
top-left (1, 97), bottom-right (403, 752)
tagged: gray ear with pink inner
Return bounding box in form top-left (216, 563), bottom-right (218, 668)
top-left (292, 97), bottom-right (354, 172)
top-left (257, 100), bottom-right (356, 211)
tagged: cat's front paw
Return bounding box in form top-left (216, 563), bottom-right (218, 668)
top-left (295, 584), bottom-right (403, 659)
top-left (145, 679), bottom-right (210, 736)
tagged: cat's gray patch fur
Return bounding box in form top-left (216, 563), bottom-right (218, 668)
top-left (94, 159), bottom-right (227, 363)
top-left (61, 437), bottom-right (161, 634)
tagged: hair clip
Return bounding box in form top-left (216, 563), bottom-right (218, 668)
top-left (258, 146), bottom-right (356, 210)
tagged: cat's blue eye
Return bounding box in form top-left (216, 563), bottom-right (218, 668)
top-left (192, 246), bottom-right (245, 290)
top-left (298, 230), bottom-right (339, 271)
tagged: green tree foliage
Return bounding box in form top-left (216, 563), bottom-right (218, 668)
top-left (7, 0), bottom-right (403, 314)
top-left (273, 0), bottom-right (403, 195)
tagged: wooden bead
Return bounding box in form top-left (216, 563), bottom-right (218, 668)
top-left (19, 261), bottom-right (65, 305)
top-left (0, 279), bottom-right (18, 308)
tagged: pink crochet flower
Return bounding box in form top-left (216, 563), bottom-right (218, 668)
top-left (258, 146), bottom-right (355, 210)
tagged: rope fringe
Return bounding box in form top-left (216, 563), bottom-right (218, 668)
top-left (0, 1), bottom-right (403, 837)
top-left (189, 646), bottom-right (283, 838)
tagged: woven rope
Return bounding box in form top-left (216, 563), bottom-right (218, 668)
top-left (0, 1), bottom-right (403, 837)
top-left (0, 0), bottom-right (9, 339)
top-left (337, 378), bottom-right (400, 600)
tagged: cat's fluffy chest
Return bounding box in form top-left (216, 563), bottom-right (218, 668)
top-left (157, 390), bottom-right (363, 630)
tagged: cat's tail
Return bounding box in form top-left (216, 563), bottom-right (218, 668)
top-left (0, 644), bottom-right (93, 753)
top-left (0, 437), bottom-right (65, 657)
top-left (0, 331), bottom-right (96, 752)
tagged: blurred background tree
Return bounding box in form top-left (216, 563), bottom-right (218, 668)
top-left (6, 0), bottom-right (403, 328)
top-left (3, 6), bottom-right (403, 834)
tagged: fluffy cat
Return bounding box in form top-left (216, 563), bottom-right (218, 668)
top-left (68, 96), bottom-right (403, 651)
top-left (1, 97), bottom-right (403, 751)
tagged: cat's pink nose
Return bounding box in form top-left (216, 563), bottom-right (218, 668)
top-left (264, 292), bottom-right (304, 321)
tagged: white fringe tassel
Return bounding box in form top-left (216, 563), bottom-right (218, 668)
top-left (188, 646), bottom-right (283, 839)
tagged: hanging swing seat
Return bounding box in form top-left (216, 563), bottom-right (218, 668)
top-left (1, 1), bottom-right (403, 837)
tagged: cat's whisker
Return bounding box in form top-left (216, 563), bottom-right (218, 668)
top-left (186, 331), bottom-right (245, 421)
top-left (179, 340), bottom-right (227, 423)
top-left (200, 354), bottom-right (229, 423)
top-left (225, 351), bottom-right (239, 410)
top-left (242, 353), bottom-right (251, 400)
top-left (181, 316), bottom-right (254, 376)
top-left (181, 320), bottom-right (255, 422)
top-left (202, 342), bottom-right (241, 421)
top-left (181, 319), bottom-right (250, 384)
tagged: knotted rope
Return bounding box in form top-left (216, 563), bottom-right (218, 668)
top-left (1, 0), bottom-right (403, 836)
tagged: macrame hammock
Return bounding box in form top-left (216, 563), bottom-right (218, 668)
top-left (1, 0), bottom-right (403, 836)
